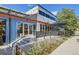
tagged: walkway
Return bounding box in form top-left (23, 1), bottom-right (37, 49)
top-left (51, 35), bottom-right (79, 55)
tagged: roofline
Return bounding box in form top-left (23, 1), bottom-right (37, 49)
top-left (0, 6), bottom-right (29, 16)
top-left (0, 4), bottom-right (57, 18)
top-left (26, 4), bottom-right (36, 12)
top-left (0, 13), bottom-right (48, 24)
top-left (36, 4), bottom-right (57, 18)
top-left (26, 4), bottom-right (57, 18)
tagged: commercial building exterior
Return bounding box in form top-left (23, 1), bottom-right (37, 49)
top-left (0, 5), bottom-right (57, 45)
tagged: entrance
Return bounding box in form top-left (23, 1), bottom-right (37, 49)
top-left (17, 23), bottom-right (29, 37)
top-left (0, 19), bottom-right (6, 45)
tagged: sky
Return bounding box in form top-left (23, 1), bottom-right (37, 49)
top-left (1, 4), bottom-right (79, 16)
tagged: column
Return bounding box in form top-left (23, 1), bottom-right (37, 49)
top-left (44, 24), bottom-right (45, 39)
top-left (5, 19), bottom-right (9, 44)
top-left (32, 25), bottom-right (34, 35)
top-left (42, 24), bottom-right (43, 31)
top-left (28, 24), bottom-right (30, 35)
top-left (22, 23), bottom-right (24, 36)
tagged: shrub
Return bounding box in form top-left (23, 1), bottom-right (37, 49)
top-left (27, 37), bottom-right (67, 55)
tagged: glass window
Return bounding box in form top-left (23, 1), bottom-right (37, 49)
top-left (17, 23), bottom-right (29, 37)
top-left (24, 24), bottom-right (28, 35)
top-left (17, 23), bottom-right (23, 37)
top-left (33, 24), bottom-right (36, 31)
top-left (0, 19), bottom-right (6, 45)
top-left (33, 24), bottom-right (36, 35)
top-left (40, 24), bottom-right (42, 32)
top-left (45, 25), bottom-right (48, 31)
top-left (29, 25), bottom-right (32, 34)
top-left (39, 10), bottom-right (56, 21)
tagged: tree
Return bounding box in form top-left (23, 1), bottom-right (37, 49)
top-left (57, 8), bottom-right (78, 36)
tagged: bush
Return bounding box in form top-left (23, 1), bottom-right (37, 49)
top-left (27, 37), bottom-right (67, 55)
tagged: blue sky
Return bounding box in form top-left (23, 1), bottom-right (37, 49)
top-left (1, 4), bottom-right (79, 16)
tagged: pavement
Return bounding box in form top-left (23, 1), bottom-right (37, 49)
top-left (51, 35), bottom-right (79, 55)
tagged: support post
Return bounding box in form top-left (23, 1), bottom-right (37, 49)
top-left (23, 23), bottom-right (24, 36)
top-left (28, 24), bottom-right (30, 35)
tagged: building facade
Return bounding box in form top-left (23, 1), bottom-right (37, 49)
top-left (0, 5), bottom-right (57, 45)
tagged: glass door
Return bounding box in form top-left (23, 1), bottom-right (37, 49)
top-left (24, 24), bottom-right (28, 35)
top-left (0, 19), bottom-right (6, 45)
top-left (17, 23), bottom-right (29, 37)
top-left (17, 23), bottom-right (23, 37)
top-left (29, 25), bottom-right (32, 34)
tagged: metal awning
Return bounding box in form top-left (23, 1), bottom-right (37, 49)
top-left (50, 22), bottom-right (66, 26)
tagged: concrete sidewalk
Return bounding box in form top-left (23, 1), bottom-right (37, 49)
top-left (51, 36), bottom-right (79, 55)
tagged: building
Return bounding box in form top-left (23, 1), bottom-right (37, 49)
top-left (0, 5), bottom-right (57, 45)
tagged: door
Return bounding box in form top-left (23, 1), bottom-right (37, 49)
top-left (17, 23), bottom-right (29, 37)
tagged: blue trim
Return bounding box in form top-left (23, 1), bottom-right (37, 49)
top-left (37, 4), bottom-right (57, 18)
top-left (39, 10), bottom-right (56, 21)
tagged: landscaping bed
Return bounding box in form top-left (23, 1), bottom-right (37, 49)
top-left (26, 37), bottom-right (68, 55)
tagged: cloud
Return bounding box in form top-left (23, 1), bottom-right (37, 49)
top-left (52, 11), bottom-right (58, 15)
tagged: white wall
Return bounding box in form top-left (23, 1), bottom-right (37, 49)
top-left (26, 6), bottom-right (39, 15)
top-left (26, 5), bottom-right (57, 24)
top-left (38, 6), bottom-right (56, 20)
top-left (37, 14), bottom-right (56, 24)
top-left (36, 14), bottom-right (56, 32)
top-left (25, 5), bottom-right (57, 32)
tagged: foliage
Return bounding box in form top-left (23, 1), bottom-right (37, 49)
top-left (26, 37), bottom-right (67, 55)
top-left (57, 8), bottom-right (78, 36)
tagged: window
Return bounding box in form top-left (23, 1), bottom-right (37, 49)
top-left (29, 25), bottom-right (32, 34)
top-left (17, 23), bottom-right (29, 37)
top-left (45, 25), bottom-right (48, 31)
top-left (33, 24), bottom-right (36, 35)
top-left (17, 23), bottom-right (23, 37)
top-left (39, 10), bottom-right (56, 21)
top-left (0, 19), bottom-right (6, 45)
top-left (24, 24), bottom-right (28, 35)
top-left (40, 24), bottom-right (42, 31)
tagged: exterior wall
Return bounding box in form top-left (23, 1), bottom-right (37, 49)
top-left (10, 19), bottom-right (18, 43)
top-left (10, 19), bottom-right (36, 43)
top-left (38, 6), bottom-right (56, 20)
top-left (36, 23), bottom-right (40, 31)
top-left (36, 14), bottom-right (56, 31)
top-left (0, 17), bottom-right (18, 44)
top-left (26, 6), bottom-right (39, 14)
top-left (26, 5), bottom-right (57, 32)
top-left (0, 16), bottom-right (30, 44)
top-left (0, 13), bottom-right (38, 45)
top-left (28, 14), bottom-right (37, 20)
top-left (26, 5), bottom-right (57, 24)
top-left (0, 5), bottom-right (57, 45)
top-left (37, 14), bottom-right (56, 24)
